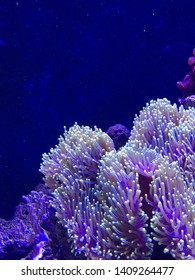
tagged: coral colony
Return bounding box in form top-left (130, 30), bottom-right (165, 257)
top-left (1, 50), bottom-right (195, 260)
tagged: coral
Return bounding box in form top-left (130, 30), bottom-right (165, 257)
top-left (40, 123), bottom-right (114, 192)
top-left (0, 184), bottom-right (85, 260)
top-left (4, 46), bottom-right (195, 259)
top-left (40, 123), bottom-right (152, 259)
top-left (0, 187), bottom-right (51, 259)
top-left (40, 98), bottom-right (195, 260)
top-left (2, 98), bottom-right (195, 260)
top-left (106, 123), bottom-right (130, 150)
top-left (177, 48), bottom-right (195, 108)
top-left (96, 150), bottom-right (153, 259)
top-left (128, 98), bottom-right (195, 259)
top-left (179, 95), bottom-right (195, 109)
top-left (40, 124), bottom-right (117, 259)
top-left (151, 161), bottom-right (195, 259)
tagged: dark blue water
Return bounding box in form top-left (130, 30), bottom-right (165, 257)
top-left (0, 0), bottom-right (194, 220)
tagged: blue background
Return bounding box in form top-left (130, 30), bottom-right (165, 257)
top-left (0, 0), bottom-right (194, 219)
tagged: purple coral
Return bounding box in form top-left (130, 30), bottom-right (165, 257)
top-left (129, 98), bottom-right (195, 259)
top-left (3, 97), bottom-right (195, 260)
top-left (106, 123), bottom-right (130, 150)
top-left (40, 97), bottom-right (195, 260)
top-left (39, 123), bottom-right (153, 259)
top-left (0, 188), bottom-right (51, 259)
top-left (3, 51), bottom-right (195, 260)
top-left (0, 184), bottom-right (81, 260)
top-left (177, 48), bottom-right (195, 108)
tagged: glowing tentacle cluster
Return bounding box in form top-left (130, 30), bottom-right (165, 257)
top-left (40, 99), bottom-right (195, 260)
top-left (40, 123), bottom-right (153, 259)
top-left (129, 98), bottom-right (195, 259)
